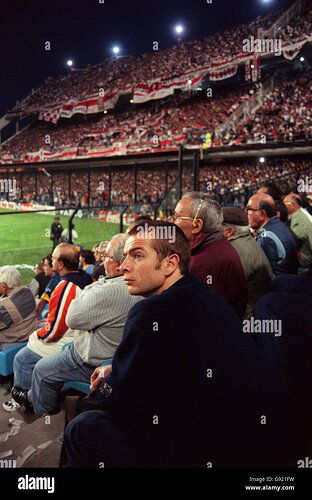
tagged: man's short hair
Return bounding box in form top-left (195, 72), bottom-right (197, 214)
top-left (57, 243), bottom-right (79, 271)
top-left (127, 221), bottom-right (190, 275)
top-left (182, 192), bottom-right (223, 233)
top-left (259, 199), bottom-right (276, 218)
top-left (286, 193), bottom-right (302, 207)
top-left (109, 234), bottom-right (127, 261)
top-left (80, 250), bottom-right (95, 265)
top-left (44, 254), bottom-right (53, 267)
top-left (0, 266), bottom-right (21, 289)
top-left (260, 181), bottom-right (283, 201)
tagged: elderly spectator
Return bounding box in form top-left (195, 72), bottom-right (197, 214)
top-left (222, 207), bottom-right (273, 319)
top-left (173, 192), bottom-right (248, 319)
top-left (283, 193), bottom-right (312, 270)
top-left (29, 234), bottom-right (142, 415)
top-left (246, 193), bottom-right (298, 276)
top-left (0, 266), bottom-right (38, 347)
top-left (3, 244), bottom-right (92, 414)
top-left (64, 221), bottom-right (282, 468)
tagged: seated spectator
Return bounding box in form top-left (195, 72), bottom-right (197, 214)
top-left (64, 221), bottom-right (283, 468)
top-left (36, 255), bottom-right (61, 319)
top-left (222, 207), bottom-right (273, 319)
top-left (29, 260), bottom-right (50, 298)
top-left (0, 266), bottom-right (38, 348)
top-left (257, 181), bottom-right (283, 201)
top-left (3, 244), bottom-right (92, 413)
top-left (173, 192), bottom-right (248, 319)
top-left (92, 241), bottom-right (106, 280)
top-left (30, 234), bottom-right (142, 415)
top-left (79, 249), bottom-right (96, 275)
top-left (275, 200), bottom-right (289, 224)
top-left (284, 193), bottom-right (312, 270)
top-left (246, 193), bottom-right (298, 276)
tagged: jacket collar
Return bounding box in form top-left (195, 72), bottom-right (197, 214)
top-left (190, 230), bottom-right (224, 253)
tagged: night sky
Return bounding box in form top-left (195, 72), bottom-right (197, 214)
top-left (0, 0), bottom-right (294, 116)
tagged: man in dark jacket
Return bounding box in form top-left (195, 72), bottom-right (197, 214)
top-left (64, 221), bottom-right (283, 468)
top-left (246, 193), bottom-right (298, 276)
top-left (50, 216), bottom-right (63, 251)
top-left (172, 192), bottom-right (248, 319)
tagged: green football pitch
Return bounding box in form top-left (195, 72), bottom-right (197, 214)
top-left (0, 208), bottom-right (120, 285)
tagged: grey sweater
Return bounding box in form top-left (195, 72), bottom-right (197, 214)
top-left (66, 275), bottom-right (142, 366)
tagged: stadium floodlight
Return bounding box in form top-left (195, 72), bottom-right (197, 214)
top-left (175, 25), bottom-right (184, 35)
top-left (300, 57), bottom-right (305, 62)
top-left (112, 46), bottom-right (120, 55)
top-left (259, 157), bottom-right (266, 163)
top-left (66, 60), bottom-right (73, 67)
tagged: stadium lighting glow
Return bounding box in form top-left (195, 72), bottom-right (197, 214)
top-left (175, 25), bottom-right (184, 34)
top-left (300, 57), bottom-right (305, 62)
top-left (112, 46), bottom-right (120, 55)
top-left (259, 157), bottom-right (266, 163)
top-left (66, 60), bottom-right (73, 67)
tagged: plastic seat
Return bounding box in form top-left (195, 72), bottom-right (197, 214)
top-left (0, 342), bottom-right (27, 377)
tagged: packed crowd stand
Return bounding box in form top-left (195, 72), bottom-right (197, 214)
top-left (1, 157), bottom-right (311, 210)
top-left (0, 179), bottom-right (311, 467)
top-left (0, 4), bottom-right (311, 163)
top-left (7, 10), bottom-right (285, 116)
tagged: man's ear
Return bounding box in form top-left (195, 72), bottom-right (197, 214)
top-left (192, 218), bottom-right (203, 234)
top-left (164, 254), bottom-right (180, 276)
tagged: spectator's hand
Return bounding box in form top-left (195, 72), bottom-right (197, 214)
top-left (90, 365), bottom-right (112, 390)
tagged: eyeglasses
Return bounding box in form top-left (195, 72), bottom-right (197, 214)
top-left (171, 212), bottom-right (194, 222)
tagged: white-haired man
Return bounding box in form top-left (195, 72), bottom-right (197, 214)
top-left (0, 266), bottom-right (37, 347)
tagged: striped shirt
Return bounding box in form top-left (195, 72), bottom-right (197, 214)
top-left (66, 275), bottom-right (143, 366)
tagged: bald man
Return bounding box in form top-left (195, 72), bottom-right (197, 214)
top-left (284, 193), bottom-right (312, 269)
top-left (246, 194), bottom-right (298, 276)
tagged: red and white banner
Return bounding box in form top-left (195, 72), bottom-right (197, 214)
top-left (282, 38), bottom-right (309, 60)
top-left (209, 65), bottom-right (238, 81)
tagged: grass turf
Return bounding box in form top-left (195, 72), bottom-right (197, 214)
top-left (0, 208), bottom-right (120, 285)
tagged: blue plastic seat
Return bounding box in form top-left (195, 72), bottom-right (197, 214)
top-left (0, 342), bottom-right (27, 377)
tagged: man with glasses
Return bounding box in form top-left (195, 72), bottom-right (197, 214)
top-left (246, 193), bottom-right (298, 276)
top-left (172, 192), bottom-right (248, 319)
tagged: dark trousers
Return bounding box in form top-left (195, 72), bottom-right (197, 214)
top-left (63, 410), bottom-right (164, 468)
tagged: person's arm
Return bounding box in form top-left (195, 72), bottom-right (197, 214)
top-left (0, 298), bottom-right (13, 331)
top-left (66, 281), bottom-right (115, 331)
top-left (97, 309), bottom-right (159, 419)
top-left (292, 219), bottom-right (312, 268)
top-left (36, 297), bottom-right (48, 317)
